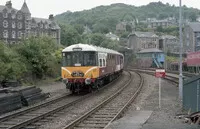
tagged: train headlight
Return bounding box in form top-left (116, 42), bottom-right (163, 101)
top-left (85, 78), bottom-right (91, 85)
top-left (63, 78), bottom-right (68, 84)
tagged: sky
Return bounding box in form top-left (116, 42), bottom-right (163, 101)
top-left (0, 0), bottom-right (199, 18)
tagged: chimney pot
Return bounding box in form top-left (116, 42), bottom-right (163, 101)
top-left (5, 1), bottom-right (12, 8)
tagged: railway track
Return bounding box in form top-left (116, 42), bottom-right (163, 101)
top-left (62, 71), bottom-right (144, 129)
top-left (128, 68), bottom-right (191, 84)
top-left (0, 72), bottom-right (127, 129)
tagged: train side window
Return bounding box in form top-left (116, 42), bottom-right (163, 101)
top-left (103, 59), bottom-right (105, 66)
top-left (99, 59), bottom-right (102, 67)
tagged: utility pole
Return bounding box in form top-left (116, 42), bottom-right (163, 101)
top-left (179, 0), bottom-right (183, 99)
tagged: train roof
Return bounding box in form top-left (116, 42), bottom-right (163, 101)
top-left (62, 43), bottom-right (123, 56)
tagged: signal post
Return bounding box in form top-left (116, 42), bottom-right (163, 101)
top-left (155, 69), bottom-right (166, 109)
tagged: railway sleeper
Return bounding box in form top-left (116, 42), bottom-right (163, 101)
top-left (83, 120), bottom-right (109, 124)
top-left (87, 117), bottom-right (112, 121)
top-left (90, 114), bottom-right (115, 118)
top-left (75, 123), bottom-right (106, 128)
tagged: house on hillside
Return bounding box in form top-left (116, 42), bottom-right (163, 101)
top-left (128, 31), bottom-right (159, 53)
top-left (184, 22), bottom-right (200, 52)
top-left (159, 35), bottom-right (179, 54)
top-left (105, 32), bottom-right (119, 41)
top-left (116, 22), bottom-right (126, 33)
top-left (145, 17), bottom-right (177, 29)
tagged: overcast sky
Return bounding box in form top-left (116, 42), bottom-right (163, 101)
top-left (0, 0), bottom-right (199, 18)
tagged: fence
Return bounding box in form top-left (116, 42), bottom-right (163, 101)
top-left (183, 75), bottom-right (200, 112)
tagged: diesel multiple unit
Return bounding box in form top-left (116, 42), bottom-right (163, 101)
top-left (62, 43), bottom-right (124, 93)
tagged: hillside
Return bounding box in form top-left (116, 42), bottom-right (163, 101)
top-left (55, 2), bottom-right (200, 33)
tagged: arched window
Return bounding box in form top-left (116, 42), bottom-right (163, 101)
top-left (12, 21), bottom-right (15, 28)
top-left (3, 20), bottom-right (8, 28)
top-left (3, 12), bottom-right (8, 18)
top-left (3, 30), bottom-right (8, 38)
top-left (12, 31), bottom-right (16, 38)
top-left (18, 22), bottom-right (22, 29)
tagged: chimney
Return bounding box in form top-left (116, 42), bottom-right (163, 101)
top-left (5, 1), bottom-right (12, 8)
top-left (49, 14), bottom-right (54, 21)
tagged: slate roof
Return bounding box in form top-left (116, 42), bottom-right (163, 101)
top-left (0, 5), bottom-right (18, 12)
top-left (161, 35), bottom-right (177, 39)
top-left (138, 48), bottom-right (163, 53)
top-left (32, 17), bottom-right (60, 29)
top-left (188, 22), bottom-right (200, 32)
top-left (20, 2), bottom-right (30, 14)
top-left (128, 31), bottom-right (159, 38)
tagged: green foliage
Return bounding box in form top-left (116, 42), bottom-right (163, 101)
top-left (55, 2), bottom-right (200, 33)
top-left (83, 33), bottom-right (119, 50)
top-left (15, 37), bottom-right (59, 79)
top-left (166, 56), bottom-right (178, 63)
top-left (60, 24), bottom-right (82, 46)
top-left (0, 42), bottom-right (26, 81)
top-left (156, 26), bottom-right (179, 36)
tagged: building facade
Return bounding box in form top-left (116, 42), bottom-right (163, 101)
top-left (146, 17), bottom-right (177, 29)
top-left (184, 22), bottom-right (200, 52)
top-left (128, 31), bottom-right (159, 53)
top-left (159, 35), bottom-right (179, 54)
top-left (0, 1), bottom-right (60, 44)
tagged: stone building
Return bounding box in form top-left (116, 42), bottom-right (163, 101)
top-left (159, 35), bottom-right (179, 54)
top-left (0, 1), bottom-right (60, 44)
top-left (128, 31), bottom-right (159, 53)
top-left (146, 17), bottom-right (177, 29)
top-left (184, 22), bottom-right (200, 52)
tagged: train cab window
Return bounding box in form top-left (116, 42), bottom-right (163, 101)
top-left (62, 51), bottom-right (96, 67)
top-left (83, 52), bottom-right (96, 66)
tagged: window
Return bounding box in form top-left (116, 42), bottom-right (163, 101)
top-left (3, 30), bottom-right (8, 38)
top-left (3, 12), bottom-right (8, 18)
top-left (40, 23), bottom-right (43, 28)
top-left (3, 20), bottom-right (8, 28)
top-left (45, 24), bottom-right (48, 29)
top-left (62, 52), bottom-right (96, 67)
top-left (12, 31), bottom-right (16, 38)
top-left (12, 21), bottom-right (15, 28)
top-left (103, 59), bottom-right (106, 66)
top-left (18, 22), bottom-right (22, 29)
top-left (52, 32), bottom-right (56, 38)
top-left (18, 31), bottom-right (22, 38)
top-left (25, 23), bottom-right (29, 29)
top-left (17, 14), bottom-right (22, 20)
top-left (11, 14), bottom-right (16, 19)
top-left (99, 59), bottom-right (102, 67)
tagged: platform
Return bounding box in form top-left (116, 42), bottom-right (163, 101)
top-left (105, 111), bottom-right (152, 129)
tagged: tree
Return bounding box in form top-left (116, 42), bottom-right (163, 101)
top-left (60, 24), bottom-right (82, 46)
top-left (189, 12), bottom-right (197, 22)
top-left (15, 37), bottom-right (58, 79)
top-left (0, 42), bottom-right (26, 81)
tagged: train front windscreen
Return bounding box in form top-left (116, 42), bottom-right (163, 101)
top-left (62, 51), bottom-right (97, 67)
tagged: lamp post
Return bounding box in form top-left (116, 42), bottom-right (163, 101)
top-left (179, 0), bottom-right (183, 99)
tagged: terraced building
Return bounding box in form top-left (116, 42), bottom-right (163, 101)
top-left (0, 1), bottom-right (60, 44)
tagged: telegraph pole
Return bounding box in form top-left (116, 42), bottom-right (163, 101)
top-left (179, 0), bottom-right (183, 99)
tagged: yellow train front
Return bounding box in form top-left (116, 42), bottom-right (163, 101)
top-left (61, 43), bottom-right (124, 94)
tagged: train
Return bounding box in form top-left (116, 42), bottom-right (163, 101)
top-left (61, 43), bottom-right (124, 93)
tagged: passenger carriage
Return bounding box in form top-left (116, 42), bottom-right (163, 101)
top-left (61, 43), bottom-right (124, 93)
